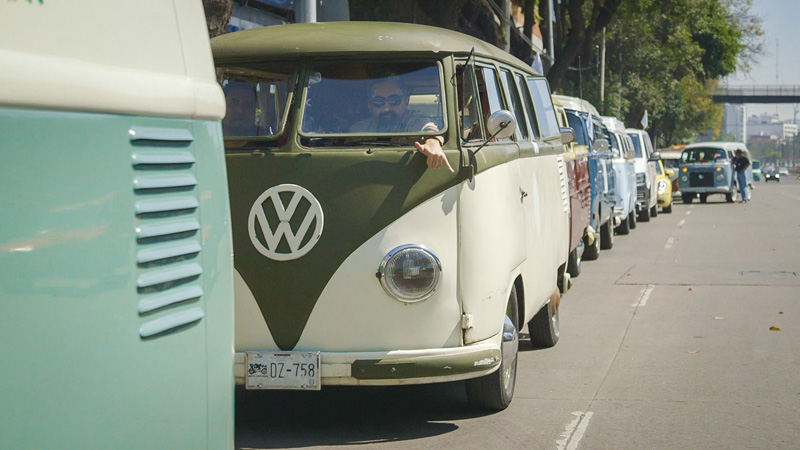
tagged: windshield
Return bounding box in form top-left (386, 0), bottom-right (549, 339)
top-left (299, 61), bottom-right (444, 146)
top-left (681, 148), bottom-right (727, 163)
top-left (607, 132), bottom-right (621, 157)
top-left (628, 133), bottom-right (643, 158)
top-left (566, 113), bottom-right (588, 146)
top-left (217, 64), bottom-right (297, 140)
top-left (752, 160), bottom-right (761, 169)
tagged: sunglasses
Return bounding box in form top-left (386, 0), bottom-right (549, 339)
top-left (370, 94), bottom-right (403, 107)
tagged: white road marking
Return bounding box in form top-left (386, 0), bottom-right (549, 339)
top-left (557, 411), bottom-right (594, 450)
top-left (665, 237), bottom-right (675, 249)
top-left (632, 284), bottom-right (655, 307)
top-left (678, 219), bottom-right (686, 227)
top-left (685, 210), bottom-right (692, 215)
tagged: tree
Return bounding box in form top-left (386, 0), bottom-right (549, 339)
top-left (203, 0), bottom-right (232, 38)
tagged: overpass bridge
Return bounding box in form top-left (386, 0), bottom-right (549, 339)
top-left (713, 85), bottom-right (800, 103)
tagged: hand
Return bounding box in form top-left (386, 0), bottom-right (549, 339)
top-left (415, 137), bottom-right (454, 173)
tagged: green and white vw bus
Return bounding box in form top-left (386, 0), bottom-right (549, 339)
top-left (1, 1), bottom-right (234, 448)
top-left (214, 22), bottom-right (571, 410)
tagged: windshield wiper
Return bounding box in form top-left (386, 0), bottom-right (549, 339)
top-left (342, 139), bottom-right (407, 147)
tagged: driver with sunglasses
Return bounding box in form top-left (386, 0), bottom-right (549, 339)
top-left (351, 76), bottom-right (453, 173)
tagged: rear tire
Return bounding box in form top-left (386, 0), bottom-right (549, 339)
top-left (529, 296), bottom-right (560, 348)
top-left (600, 220), bottom-right (614, 250)
top-left (629, 210), bottom-right (637, 229)
top-left (650, 203), bottom-right (658, 217)
top-left (466, 285), bottom-right (519, 411)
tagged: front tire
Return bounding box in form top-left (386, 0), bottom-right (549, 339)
top-left (650, 203), bottom-right (658, 217)
top-left (567, 243), bottom-right (582, 278)
top-left (466, 285), bottom-right (519, 411)
top-left (616, 214), bottom-right (631, 235)
top-left (663, 202), bottom-right (673, 214)
top-left (600, 220), bottom-right (614, 250)
top-left (639, 202), bottom-right (651, 222)
top-left (726, 188), bottom-right (737, 203)
top-left (682, 193), bottom-right (694, 204)
top-left (582, 233), bottom-right (600, 261)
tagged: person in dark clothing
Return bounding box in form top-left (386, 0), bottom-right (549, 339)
top-left (733, 149), bottom-right (751, 203)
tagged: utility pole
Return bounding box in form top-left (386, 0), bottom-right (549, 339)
top-left (297, 0), bottom-right (317, 23)
top-left (548, 0), bottom-right (555, 69)
top-left (600, 27), bottom-right (606, 112)
top-left (504, 0), bottom-right (511, 52)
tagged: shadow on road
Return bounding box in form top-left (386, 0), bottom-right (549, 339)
top-left (235, 381), bottom-right (493, 448)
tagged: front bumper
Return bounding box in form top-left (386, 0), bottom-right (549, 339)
top-left (235, 342), bottom-right (502, 386)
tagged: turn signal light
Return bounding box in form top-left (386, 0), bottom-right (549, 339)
top-left (682, 167), bottom-right (688, 172)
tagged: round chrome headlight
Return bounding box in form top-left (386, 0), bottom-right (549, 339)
top-left (378, 245), bottom-right (442, 302)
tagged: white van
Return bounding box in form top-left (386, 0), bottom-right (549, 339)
top-left (602, 117), bottom-right (637, 234)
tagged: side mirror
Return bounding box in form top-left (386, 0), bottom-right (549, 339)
top-left (593, 138), bottom-right (609, 153)
top-left (560, 127), bottom-right (575, 145)
top-left (485, 110), bottom-right (517, 140)
top-left (648, 151), bottom-right (661, 161)
top-left (665, 168), bottom-right (675, 177)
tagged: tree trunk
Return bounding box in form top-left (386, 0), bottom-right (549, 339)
top-left (203, 0), bottom-right (232, 38)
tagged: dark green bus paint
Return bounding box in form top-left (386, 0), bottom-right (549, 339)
top-left (228, 149), bottom-right (462, 350)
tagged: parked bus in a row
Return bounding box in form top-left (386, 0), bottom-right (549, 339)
top-left (213, 22), bottom-right (574, 410)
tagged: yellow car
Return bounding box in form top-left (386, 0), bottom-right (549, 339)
top-left (656, 159), bottom-right (673, 213)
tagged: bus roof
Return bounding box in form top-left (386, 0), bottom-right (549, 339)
top-left (212, 21), bottom-right (537, 74)
top-left (552, 94), bottom-right (600, 116)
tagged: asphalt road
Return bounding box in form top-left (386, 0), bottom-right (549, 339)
top-left (236, 175), bottom-right (800, 450)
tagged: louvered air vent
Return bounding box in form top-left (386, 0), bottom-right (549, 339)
top-left (131, 126), bottom-right (205, 339)
top-left (557, 155), bottom-right (569, 213)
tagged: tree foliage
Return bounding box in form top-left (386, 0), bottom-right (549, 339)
top-left (201, 0), bottom-right (762, 146)
top-left (547, 0), bottom-right (761, 146)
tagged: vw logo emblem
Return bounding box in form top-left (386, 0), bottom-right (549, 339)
top-left (248, 184), bottom-right (324, 261)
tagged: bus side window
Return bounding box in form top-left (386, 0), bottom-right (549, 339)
top-left (478, 66), bottom-right (511, 142)
top-left (500, 69), bottom-right (529, 141)
top-left (526, 78), bottom-right (561, 139)
top-left (516, 73), bottom-right (540, 140)
top-left (456, 63), bottom-right (485, 142)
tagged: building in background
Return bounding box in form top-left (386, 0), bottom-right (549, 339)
top-left (723, 103), bottom-right (747, 143)
top-left (747, 113), bottom-right (798, 144)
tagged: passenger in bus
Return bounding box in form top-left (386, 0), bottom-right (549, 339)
top-left (351, 76), bottom-right (453, 172)
top-left (222, 81), bottom-right (258, 136)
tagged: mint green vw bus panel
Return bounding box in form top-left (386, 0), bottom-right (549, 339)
top-left (0, 2), bottom-right (234, 448)
top-left (214, 22), bottom-right (570, 411)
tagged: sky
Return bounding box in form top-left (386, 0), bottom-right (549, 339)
top-left (724, 0), bottom-right (800, 122)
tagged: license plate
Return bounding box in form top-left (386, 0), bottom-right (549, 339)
top-left (245, 351), bottom-right (321, 390)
